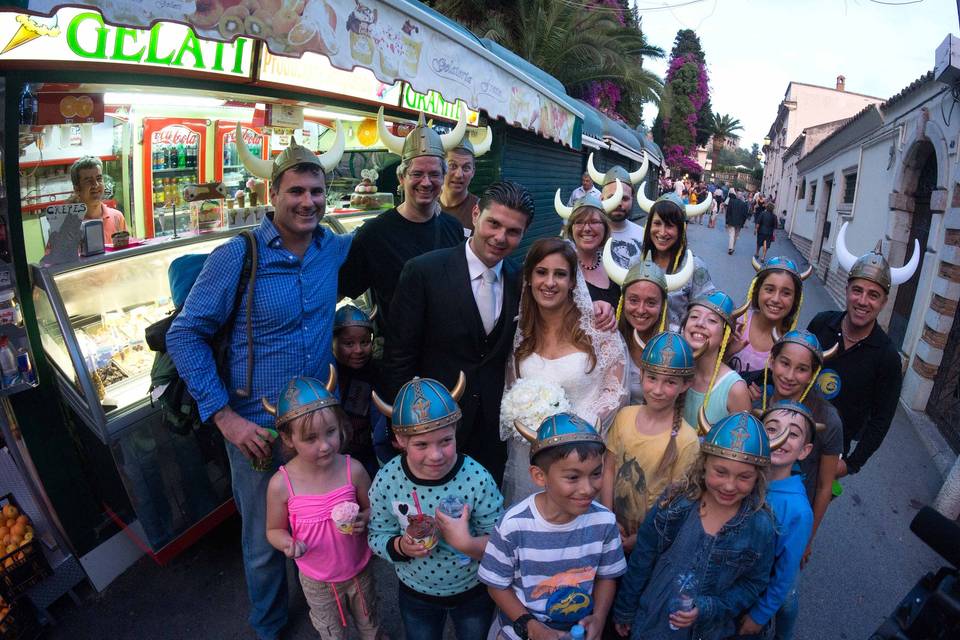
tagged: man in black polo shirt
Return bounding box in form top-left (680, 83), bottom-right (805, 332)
top-left (807, 222), bottom-right (920, 475)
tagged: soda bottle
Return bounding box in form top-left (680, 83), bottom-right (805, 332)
top-left (177, 143), bottom-right (187, 168)
top-left (157, 143), bottom-right (166, 170)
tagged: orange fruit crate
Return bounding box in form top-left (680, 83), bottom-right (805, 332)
top-left (0, 496), bottom-right (48, 601)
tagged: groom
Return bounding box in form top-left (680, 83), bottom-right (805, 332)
top-left (382, 181), bottom-right (534, 482)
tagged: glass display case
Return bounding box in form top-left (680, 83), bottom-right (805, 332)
top-left (31, 231), bottom-right (237, 444)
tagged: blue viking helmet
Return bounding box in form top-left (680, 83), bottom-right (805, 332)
top-left (261, 365), bottom-right (338, 428)
top-left (554, 180), bottom-right (622, 220)
top-left (751, 255), bottom-right (813, 282)
top-left (760, 399), bottom-right (819, 447)
top-left (773, 329), bottom-right (838, 364)
top-left (639, 331), bottom-right (697, 377)
top-left (687, 290), bottom-right (748, 329)
top-left (698, 410), bottom-right (772, 466)
top-left (334, 303), bottom-right (377, 332)
top-left (514, 411), bottom-right (604, 460)
top-left (371, 373), bottom-right (466, 436)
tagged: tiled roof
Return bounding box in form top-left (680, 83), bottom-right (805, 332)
top-left (881, 70), bottom-right (935, 112)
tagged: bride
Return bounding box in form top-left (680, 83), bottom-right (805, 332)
top-left (501, 237), bottom-right (627, 505)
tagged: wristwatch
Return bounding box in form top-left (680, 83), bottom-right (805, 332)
top-left (512, 613), bottom-right (535, 639)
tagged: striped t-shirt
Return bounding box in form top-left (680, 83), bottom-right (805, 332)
top-left (479, 493), bottom-right (626, 637)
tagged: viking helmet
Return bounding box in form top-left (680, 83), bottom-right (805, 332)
top-left (688, 290), bottom-right (747, 329)
top-left (450, 126), bottom-right (493, 158)
top-left (377, 106), bottom-right (467, 163)
top-left (261, 366), bottom-right (338, 428)
top-left (834, 222), bottom-right (920, 293)
top-left (751, 255), bottom-right (813, 282)
top-left (636, 186), bottom-right (713, 219)
top-left (554, 179), bottom-right (622, 220)
top-left (371, 373), bottom-right (466, 436)
top-left (603, 244), bottom-right (694, 293)
top-left (334, 304), bottom-right (377, 332)
top-left (639, 332), bottom-right (696, 377)
top-left (237, 123), bottom-right (345, 184)
top-left (773, 329), bottom-right (838, 364)
top-left (698, 410), bottom-right (772, 466)
top-left (760, 399), bottom-right (818, 447)
top-left (586, 153), bottom-right (648, 188)
top-left (513, 411), bottom-right (604, 460)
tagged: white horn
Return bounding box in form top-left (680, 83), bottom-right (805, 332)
top-left (685, 191), bottom-right (712, 218)
top-left (376, 107), bottom-right (405, 156)
top-left (834, 222), bottom-right (857, 273)
top-left (602, 238), bottom-right (629, 286)
top-left (752, 255), bottom-right (763, 272)
top-left (890, 238), bottom-right (921, 286)
top-left (664, 250), bottom-right (695, 292)
top-left (554, 189), bottom-right (574, 220)
top-left (629, 152), bottom-right (649, 184)
top-left (317, 121), bottom-right (345, 173)
top-left (471, 126), bottom-right (492, 157)
top-left (586, 153), bottom-right (605, 184)
top-left (636, 181), bottom-right (656, 213)
top-left (602, 179), bottom-right (623, 214)
top-left (440, 101), bottom-right (469, 152)
top-left (235, 123), bottom-right (273, 180)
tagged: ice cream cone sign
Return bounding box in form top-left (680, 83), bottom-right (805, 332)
top-left (2, 14), bottom-right (59, 55)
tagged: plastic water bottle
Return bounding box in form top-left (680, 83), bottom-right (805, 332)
top-left (668, 572), bottom-right (696, 631)
top-left (560, 624), bottom-right (585, 639)
top-left (0, 336), bottom-right (18, 388)
top-left (438, 495), bottom-right (471, 565)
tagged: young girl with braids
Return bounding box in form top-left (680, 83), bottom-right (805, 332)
top-left (601, 332), bottom-right (700, 554)
top-left (727, 257), bottom-right (811, 394)
top-left (681, 291), bottom-right (752, 427)
top-left (637, 195), bottom-right (715, 331)
top-left (755, 330), bottom-right (844, 569)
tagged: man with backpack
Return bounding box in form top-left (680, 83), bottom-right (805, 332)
top-left (166, 132), bottom-right (347, 640)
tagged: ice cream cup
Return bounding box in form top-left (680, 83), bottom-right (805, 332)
top-left (406, 514), bottom-right (438, 550)
top-left (350, 32), bottom-right (374, 65)
top-left (331, 501), bottom-right (360, 534)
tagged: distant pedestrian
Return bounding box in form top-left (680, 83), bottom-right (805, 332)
top-left (756, 203), bottom-right (778, 260)
top-left (725, 189), bottom-right (749, 255)
top-left (568, 171), bottom-right (601, 206)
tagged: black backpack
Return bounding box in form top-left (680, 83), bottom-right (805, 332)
top-left (146, 230), bottom-right (257, 435)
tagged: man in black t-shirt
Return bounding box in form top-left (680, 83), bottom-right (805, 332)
top-left (807, 222), bottom-right (920, 475)
top-left (338, 108), bottom-right (469, 324)
top-left (755, 203), bottom-right (777, 260)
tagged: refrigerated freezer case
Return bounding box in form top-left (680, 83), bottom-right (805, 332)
top-left (29, 231), bottom-right (239, 552)
top-left (141, 118), bottom-right (207, 239)
top-left (214, 122), bottom-right (268, 199)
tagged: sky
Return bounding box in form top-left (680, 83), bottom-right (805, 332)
top-left (635, 0), bottom-right (958, 149)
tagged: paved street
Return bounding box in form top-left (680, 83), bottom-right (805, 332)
top-left (44, 219), bottom-right (950, 639)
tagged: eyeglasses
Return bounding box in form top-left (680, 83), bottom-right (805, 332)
top-left (406, 171), bottom-right (443, 182)
top-left (572, 220), bottom-right (604, 228)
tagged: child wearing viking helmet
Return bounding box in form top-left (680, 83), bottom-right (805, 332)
top-left (600, 332), bottom-right (701, 554)
top-left (612, 412), bottom-right (778, 639)
top-left (263, 368), bottom-right (386, 640)
top-left (367, 373), bottom-right (504, 640)
top-left (681, 291), bottom-right (753, 427)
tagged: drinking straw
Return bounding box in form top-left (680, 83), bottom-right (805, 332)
top-left (411, 489), bottom-right (423, 517)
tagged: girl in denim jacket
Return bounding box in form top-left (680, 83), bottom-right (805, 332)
top-left (612, 411), bottom-right (777, 639)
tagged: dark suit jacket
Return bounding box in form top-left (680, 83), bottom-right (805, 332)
top-left (726, 196), bottom-right (749, 228)
top-left (383, 242), bottom-right (519, 480)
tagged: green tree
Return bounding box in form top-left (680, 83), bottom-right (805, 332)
top-left (425, 0), bottom-right (664, 124)
top-left (710, 113), bottom-right (743, 170)
top-left (657, 30), bottom-right (711, 175)
top-left (669, 29), bottom-right (713, 145)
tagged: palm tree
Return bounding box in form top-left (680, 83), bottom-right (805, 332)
top-left (711, 113), bottom-right (743, 170)
top-left (426, 0), bottom-right (664, 124)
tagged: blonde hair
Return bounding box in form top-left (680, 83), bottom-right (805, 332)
top-left (661, 452), bottom-right (769, 511)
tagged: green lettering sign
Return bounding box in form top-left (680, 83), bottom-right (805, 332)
top-left (110, 27), bottom-right (144, 62)
top-left (172, 30), bottom-right (204, 69)
top-left (144, 23), bottom-right (175, 65)
top-left (230, 38), bottom-right (248, 75)
top-left (66, 11), bottom-right (107, 60)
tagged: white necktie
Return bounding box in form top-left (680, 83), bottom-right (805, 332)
top-left (478, 268), bottom-right (497, 334)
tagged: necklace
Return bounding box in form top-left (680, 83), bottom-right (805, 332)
top-left (840, 316), bottom-right (870, 345)
top-left (580, 250), bottom-right (601, 271)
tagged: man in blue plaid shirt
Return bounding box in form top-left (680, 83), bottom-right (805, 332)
top-left (167, 135), bottom-right (348, 640)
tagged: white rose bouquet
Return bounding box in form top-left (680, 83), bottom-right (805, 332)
top-left (500, 378), bottom-right (570, 442)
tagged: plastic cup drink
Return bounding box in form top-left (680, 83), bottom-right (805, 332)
top-left (331, 501), bottom-right (360, 534)
top-left (251, 429), bottom-right (278, 472)
top-left (438, 495), bottom-right (465, 518)
top-left (668, 594), bottom-right (695, 631)
top-left (406, 514), bottom-right (438, 550)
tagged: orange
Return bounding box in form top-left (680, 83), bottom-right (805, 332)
top-left (2, 505), bottom-right (17, 520)
top-left (10, 536), bottom-right (21, 546)
top-left (1, 535), bottom-right (9, 545)
top-left (15, 516), bottom-right (27, 527)
top-left (4, 520), bottom-right (12, 529)
top-left (11, 523), bottom-right (25, 537)
top-left (0, 527), bottom-right (8, 539)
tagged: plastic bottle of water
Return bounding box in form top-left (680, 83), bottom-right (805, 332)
top-left (559, 624), bottom-right (585, 639)
top-left (0, 336), bottom-right (18, 388)
top-left (668, 572), bottom-right (697, 631)
top-left (438, 494), bottom-right (471, 565)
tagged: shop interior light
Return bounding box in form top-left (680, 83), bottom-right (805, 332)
top-left (303, 108), bottom-right (366, 122)
top-left (103, 92), bottom-right (227, 107)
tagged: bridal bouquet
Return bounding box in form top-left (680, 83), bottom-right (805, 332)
top-left (500, 378), bottom-right (570, 442)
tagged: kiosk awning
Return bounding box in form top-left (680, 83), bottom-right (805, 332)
top-left (15, 0), bottom-right (581, 146)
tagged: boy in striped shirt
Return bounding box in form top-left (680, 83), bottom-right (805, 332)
top-left (479, 413), bottom-right (626, 640)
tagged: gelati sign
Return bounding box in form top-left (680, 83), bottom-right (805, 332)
top-left (401, 86), bottom-right (479, 126)
top-left (0, 8), bottom-right (252, 78)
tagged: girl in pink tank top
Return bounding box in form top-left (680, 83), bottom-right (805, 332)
top-left (265, 375), bottom-right (386, 639)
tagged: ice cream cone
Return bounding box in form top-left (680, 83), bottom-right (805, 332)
top-left (2, 15), bottom-right (59, 56)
